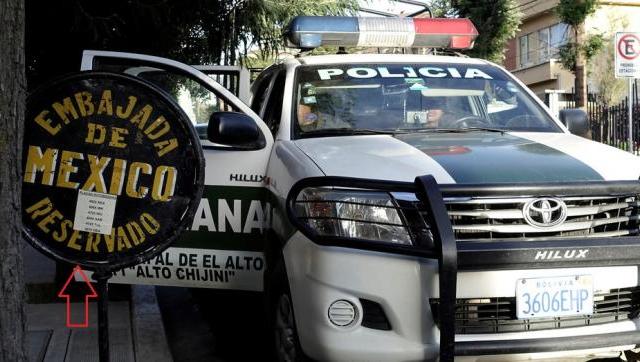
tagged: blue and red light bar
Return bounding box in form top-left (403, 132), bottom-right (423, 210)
top-left (285, 16), bottom-right (479, 50)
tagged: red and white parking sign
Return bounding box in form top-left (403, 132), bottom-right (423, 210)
top-left (615, 32), bottom-right (640, 78)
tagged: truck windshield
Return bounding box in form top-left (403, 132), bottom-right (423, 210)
top-left (294, 63), bottom-right (560, 137)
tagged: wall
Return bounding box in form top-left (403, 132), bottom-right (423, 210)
top-left (519, 0), bottom-right (558, 20)
top-left (504, 38), bottom-right (517, 70)
top-left (586, 4), bottom-right (640, 35)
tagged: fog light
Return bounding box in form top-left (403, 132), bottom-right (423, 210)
top-left (328, 300), bottom-right (357, 327)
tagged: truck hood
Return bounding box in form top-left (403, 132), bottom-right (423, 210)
top-left (293, 132), bottom-right (640, 184)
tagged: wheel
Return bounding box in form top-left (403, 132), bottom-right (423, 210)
top-left (268, 260), bottom-right (309, 362)
top-left (274, 292), bottom-right (299, 362)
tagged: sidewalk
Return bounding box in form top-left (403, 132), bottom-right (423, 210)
top-left (23, 243), bottom-right (173, 362)
top-left (27, 302), bottom-right (134, 361)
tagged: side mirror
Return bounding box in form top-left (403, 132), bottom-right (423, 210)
top-left (559, 109), bottom-right (590, 138)
top-left (207, 112), bottom-right (265, 150)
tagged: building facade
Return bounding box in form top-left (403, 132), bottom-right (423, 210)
top-left (503, 0), bottom-right (640, 106)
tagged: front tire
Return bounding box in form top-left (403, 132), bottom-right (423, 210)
top-left (269, 260), bottom-right (308, 362)
top-left (274, 292), bottom-right (298, 362)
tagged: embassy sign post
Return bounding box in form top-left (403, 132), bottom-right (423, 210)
top-left (23, 72), bottom-right (205, 362)
top-left (615, 32), bottom-right (640, 153)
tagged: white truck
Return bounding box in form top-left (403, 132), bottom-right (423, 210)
top-left (81, 16), bottom-right (640, 362)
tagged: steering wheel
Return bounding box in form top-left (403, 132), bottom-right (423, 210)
top-left (447, 115), bottom-right (492, 128)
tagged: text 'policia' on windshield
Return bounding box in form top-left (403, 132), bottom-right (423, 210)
top-left (316, 66), bottom-right (493, 81)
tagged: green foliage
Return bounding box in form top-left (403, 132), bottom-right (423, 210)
top-left (583, 33), bottom-right (604, 59)
top-left (555, 0), bottom-right (600, 71)
top-left (555, 0), bottom-right (599, 27)
top-left (586, 12), bottom-right (629, 105)
top-left (242, 54), bottom-right (279, 70)
top-left (454, 0), bottom-right (521, 63)
top-left (558, 42), bottom-right (578, 71)
top-left (428, 0), bottom-right (457, 18)
top-left (25, 0), bottom-right (356, 87)
top-left (557, 34), bottom-right (604, 71)
top-left (237, 0), bottom-right (358, 62)
top-left (588, 34), bottom-right (627, 105)
top-left (240, 44), bottom-right (365, 72)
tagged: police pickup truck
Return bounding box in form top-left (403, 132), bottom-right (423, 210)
top-left (80, 16), bottom-right (640, 362)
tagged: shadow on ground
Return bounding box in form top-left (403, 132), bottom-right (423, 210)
top-left (157, 287), bottom-right (270, 362)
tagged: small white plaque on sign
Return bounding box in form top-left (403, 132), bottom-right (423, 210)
top-left (73, 190), bottom-right (117, 235)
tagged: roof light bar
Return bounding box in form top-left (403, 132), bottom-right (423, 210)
top-left (284, 16), bottom-right (478, 50)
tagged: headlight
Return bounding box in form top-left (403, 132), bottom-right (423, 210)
top-left (296, 188), bottom-right (412, 245)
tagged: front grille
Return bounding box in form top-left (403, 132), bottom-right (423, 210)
top-left (430, 286), bottom-right (640, 334)
top-left (446, 195), bottom-right (640, 240)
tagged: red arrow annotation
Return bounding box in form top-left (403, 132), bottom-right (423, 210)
top-left (57, 265), bottom-right (98, 328)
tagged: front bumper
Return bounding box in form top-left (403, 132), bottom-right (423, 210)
top-left (285, 176), bottom-right (640, 361)
top-left (284, 232), bottom-right (640, 361)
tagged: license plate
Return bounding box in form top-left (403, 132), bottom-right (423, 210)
top-left (516, 275), bottom-right (593, 319)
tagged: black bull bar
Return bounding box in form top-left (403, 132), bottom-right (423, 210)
top-left (286, 175), bottom-right (640, 361)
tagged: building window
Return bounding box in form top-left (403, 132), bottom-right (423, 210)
top-left (549, 23), bottom-right (569, 57)
top-left (520, 23), bottom-right (569, 67)
top-left (519, 34), bottom-right (531, 67)
top-left (538, 23), bottom-right (569, 61)
top-left (538, 27), bottom-right (550, 61)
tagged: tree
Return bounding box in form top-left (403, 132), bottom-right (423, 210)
top-left (556, 0), bottom-right (601, 108)
top-left (453, 0), bottom-right (521, 63)
top-left (0, 0), bottom-right (27, 360)
top-left (26, 0), bottom-right (357, 292)
top-left (587, 12), bottom-right (629, 105)
top-left (26, 0), bottom-right (356, 87)
top-left (235, 0), bottom-right (357, 62)
top-left (427, 0), bottom-right (457, 18)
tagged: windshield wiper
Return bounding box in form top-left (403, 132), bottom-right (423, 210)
top-left (299, 128), bottom-right (399, 138)
top-left (299, 126), bottom-right (507, 138)
top-left (445, 127), bottom-right (506, 135)
top-left (396, 127), bottom-right (506, 135)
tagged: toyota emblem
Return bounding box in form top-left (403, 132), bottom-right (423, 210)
top-left (523, 198), bottom-right (567, 228)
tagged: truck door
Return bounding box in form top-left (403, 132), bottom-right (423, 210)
top-left (81, 50), bottom-right (273, 291)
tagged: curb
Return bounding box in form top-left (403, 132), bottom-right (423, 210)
top-left (131, 285), bottom-right (173, 362)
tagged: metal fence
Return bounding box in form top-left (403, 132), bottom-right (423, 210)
top-left (586, 82), bottom-right (639, 152)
